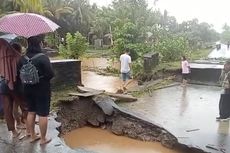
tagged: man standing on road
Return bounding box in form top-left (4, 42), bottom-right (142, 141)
top-left (120, 49), bottom-right (132, 92)
top-left (217, 60), bottom-right (230, 121)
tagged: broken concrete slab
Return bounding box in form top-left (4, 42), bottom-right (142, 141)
top-left (68, 91), bottom-right (103, 97)
top-left (93, 95), bottom-right (114, 115)
top-left (105, 92), bottom-right (137, 102)
top-left (75, 86), bottom-right (138, 102)
top-left (77, 86), bottom-right (105, 93)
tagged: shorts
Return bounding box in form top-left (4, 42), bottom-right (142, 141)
top-left (121, 72), bottom-right (131, 81)
top-left (24, 84), bottom-right (51, 117)
top-left (182, 73), bottom-right (189, 80)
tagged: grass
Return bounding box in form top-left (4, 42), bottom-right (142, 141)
top-left (84, 49), bottom-right (112, 58)
top-left (189, 48), bottom-right (212, 60)
top-left (154, 48), bottom-right (212, 72)
top-left (50, 55), bottom-right (65, 60)
top-left (155, 61), bottom-right (181, 71)
top-left (132, 78), bottom-right (175, 97)
top-left (51, 85), bottom-right (78, 110)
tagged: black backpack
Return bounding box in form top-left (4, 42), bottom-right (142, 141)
top-left (19, 53), bottom-right (44, 85)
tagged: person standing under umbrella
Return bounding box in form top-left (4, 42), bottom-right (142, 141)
top-left (18, 35), bottom-right (54, 145)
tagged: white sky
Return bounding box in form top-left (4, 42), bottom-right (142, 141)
top-left (89, 0), bottom-right (230, 32)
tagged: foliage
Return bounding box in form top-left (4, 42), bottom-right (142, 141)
top-left (112, 22), bottom-right (152, 61)
top-left (221, 24), bottom-right (230, 43)
top-left (44, 33), bottom-right (59, 48)
top-left (189, 49), bottom-right (211, 60)
top-left (177, 19), bottom-right (220, 50)
top-left (59, 32), bottom-right (88, 59)
top-left (153, 36), bottom-right (189, 62)
top-left (131, 58), bottom-right (144, 77)
top-left (0, 0), bottom-right (221, 64)
top-left (13, 0), bottom-right (44, 13)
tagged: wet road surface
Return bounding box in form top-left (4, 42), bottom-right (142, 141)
top-left (82, 70), bottom-right (230, 152)
top-left (119, 84), bottom-right (230, 153)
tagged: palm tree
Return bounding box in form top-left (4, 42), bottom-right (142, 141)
top-left (42, 0), bottom-right (74, 37)
top-left (0, 0), bottom-right (14, 16)
top-left (13, 0), bottom-right (44, 13)
top-left (67, 0), bottom-right (96, 35)
top-left (43, 0), bottom-right (73, 19)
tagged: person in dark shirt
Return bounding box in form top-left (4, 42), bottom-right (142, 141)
top-left (217, 61), bottom-right (230, 121)
top-left (18, 35), bottom-right (54, 145)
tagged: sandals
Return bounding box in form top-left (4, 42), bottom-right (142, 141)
top-left (40, 138), bottom-right (52, 145)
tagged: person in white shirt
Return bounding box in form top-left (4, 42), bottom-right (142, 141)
top-left (120, 50), bottom-right (132, 91)
top-left (181, 56), bottom-right (190, 86)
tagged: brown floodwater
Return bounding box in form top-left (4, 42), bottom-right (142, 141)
top-left (81, 57), bottom-right (119, 69)
top-left (82, 71), bottom-right (137, 93)
top-left (64, 127), bottom-right (183, 153)
top-left (82, 58), bottom-right (109, 69)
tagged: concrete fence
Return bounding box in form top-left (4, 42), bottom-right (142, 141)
top-left (51, 59), bottom-right (82, 88)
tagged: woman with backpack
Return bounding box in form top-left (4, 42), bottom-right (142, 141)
top-left (18, 35), bottom-right (54, 145)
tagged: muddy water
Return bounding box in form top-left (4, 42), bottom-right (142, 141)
top-left (82, 71), bottom-right (137, 93)
top-left (82, 57), bottom-right (119, 69)
top-left (82, 57), bottom-right (136, 93)
top-left (64, 127), bottom-right (183, 153)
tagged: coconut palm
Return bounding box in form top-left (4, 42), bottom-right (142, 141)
top-left (13, 0), bottom-right (44, 13)
top-left (43, 0), bottom-right (73, 19)
top-left (67, 0), bottom-right (96, 35)
top-left (0, 0), bottom-right (14, 15)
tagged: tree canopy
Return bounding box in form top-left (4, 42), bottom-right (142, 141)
top-left (0, 0), bottom-right (221, 61)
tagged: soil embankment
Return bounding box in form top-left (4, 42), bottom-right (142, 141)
top-left (56, 95), bottom-right (206, 153)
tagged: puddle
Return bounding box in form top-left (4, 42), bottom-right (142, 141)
top-left (64, 127), bottom-right (183, 153)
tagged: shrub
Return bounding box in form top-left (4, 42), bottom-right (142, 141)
top-left (59, 32), bottom-right (88, 59)
top-left (44, 33), bottom-right (59, 49)
top-left (154, 36), bottom-right (189, 62)
top-left (112, 22), bottom-right (152, 61)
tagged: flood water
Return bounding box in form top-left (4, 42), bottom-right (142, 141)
top-left (81, 57), bottom-right (119, 69)
top-left (82, 71), bottom-right (137, 93)
top-left (82, 57), bottom-right (137, 93)
top-left (82, 58), bottom-right (110, 69)
top-left (80, 58), bottom-right (230, 152)
top-left (64, 127), bottom-right (183, 153)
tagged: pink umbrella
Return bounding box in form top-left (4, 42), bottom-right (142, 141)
top-left (0, 13), bottom-right (60, 38)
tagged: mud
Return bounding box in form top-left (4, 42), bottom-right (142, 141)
top-left (0, 116), bottom-right (94, 153)
top-left (64, 127), bottom-right (183, 153)
top-left (56, 95), bottom-right (206, 153)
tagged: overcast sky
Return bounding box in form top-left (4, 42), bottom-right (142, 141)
top-left (89, 0), bottom-right (230, 32)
